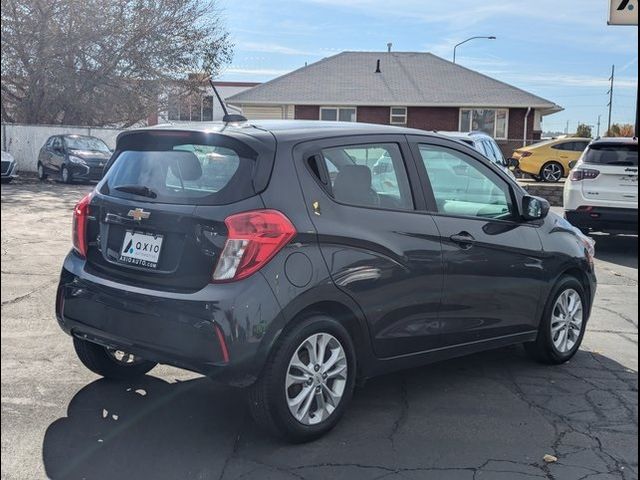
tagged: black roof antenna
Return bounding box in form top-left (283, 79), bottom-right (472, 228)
top-left (208, 75), bottom-right (247, 123)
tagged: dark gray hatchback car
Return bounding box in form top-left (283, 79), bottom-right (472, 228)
top-left (56, 120), bottom-right (597, 441)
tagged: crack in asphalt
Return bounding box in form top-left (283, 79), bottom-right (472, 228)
top-left (1, 278), bottom-right (58, 307)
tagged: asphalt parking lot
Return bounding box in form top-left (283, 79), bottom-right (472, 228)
top-left (1, 178), bottom-right (638, 480)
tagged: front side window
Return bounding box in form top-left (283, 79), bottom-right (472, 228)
top-left (419, 144), bottom-right (513, 219)
top-left (460, 108), bottom-right (509, 139)
top-left (390, 107), bottom-right (408, 125)
top-left (320, 107), bottom-right (357, 122)
top-left (319, 143), bottom-right (413, 210)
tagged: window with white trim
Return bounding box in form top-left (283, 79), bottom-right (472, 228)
top-left (320, 107), bottom-right (357, 122)
top-left (390, 107), bottom-right (407, 125)
top-left (459, 108), bottom-right (509, 140)
top-left (167, 95), bottom-right (215, 122)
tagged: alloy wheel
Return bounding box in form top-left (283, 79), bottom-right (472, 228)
top-left (62, 167), bottom-right (70, 183)
top-left (285, 333), bottom-right (348, 426)
top-left (550, 289), bottom-right (584, 354)
top-left (542, 163), bottom-right (563, 182)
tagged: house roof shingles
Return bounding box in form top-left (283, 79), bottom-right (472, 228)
top-left (226, 52), bottom-right (561, 112)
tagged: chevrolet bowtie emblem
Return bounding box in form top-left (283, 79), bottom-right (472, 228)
top-left (127, 208), bottom-right (150, 221)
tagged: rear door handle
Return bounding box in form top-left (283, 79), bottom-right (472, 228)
top-left (450, 232), bottom-right (476, 247)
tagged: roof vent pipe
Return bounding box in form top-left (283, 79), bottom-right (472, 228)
top-left (387, 43), bottom-right (392, 52)
top-left (375, 59), bottom-right (381, 73)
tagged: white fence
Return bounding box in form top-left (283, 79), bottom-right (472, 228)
top-left (1, 123), bottom-right (124, 173)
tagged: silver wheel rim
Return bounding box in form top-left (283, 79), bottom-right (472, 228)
top-left (551, 289), bottom-right (584, 353)
top-left (62, 168), bottom-right (69, 182)
top-left (543, 163), bottom-right (562, 182)
top-left (107, 348), bottom-right (142, 365)
top-left (285, 333), bottom-right (348, 426)
top-left (38, 165), bottom-right (44, 178)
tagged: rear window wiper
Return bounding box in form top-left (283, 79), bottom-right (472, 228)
top-left (114, 184), bottom-right (158, 199)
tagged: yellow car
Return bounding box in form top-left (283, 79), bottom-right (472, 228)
top-left (511, 137), bottom-right (591, 182)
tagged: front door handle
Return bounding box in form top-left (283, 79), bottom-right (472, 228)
top-left (450, 232), bottom-right (476, 248)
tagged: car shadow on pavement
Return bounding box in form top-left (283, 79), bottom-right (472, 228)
top-left (591, 233), bottom-right (638, 270)
top-left (42, 346), bottom-right (638, 480)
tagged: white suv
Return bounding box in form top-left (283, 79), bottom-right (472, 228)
top-left (564, 137), bottom-right (638, 234)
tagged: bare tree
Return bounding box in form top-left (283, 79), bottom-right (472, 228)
top-left (1, 0), bottom-right (233, 126)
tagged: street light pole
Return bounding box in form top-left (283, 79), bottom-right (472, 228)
top-left (453, 36), bottom-right (497, 63)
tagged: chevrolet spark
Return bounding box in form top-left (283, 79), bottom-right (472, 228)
top-left (56, 121), bottom-right (597, 442)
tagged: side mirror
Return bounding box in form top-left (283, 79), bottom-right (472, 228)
top-left (522, 195), bottom-right (550, 221)
top-left (507, 158), bottom-right (519, 168)
top-left (568, 160), bottom-right (577, 170)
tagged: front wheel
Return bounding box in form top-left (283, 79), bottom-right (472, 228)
top-left (73, 337), bottom-right (157, 380)
top-left (61, 166), bottom-right (72, 184)
top-left (525, 276), bottom-right (588, 364)
top-left (248, 315), bottom-right (356, 442)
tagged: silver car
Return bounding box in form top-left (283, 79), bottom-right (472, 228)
top-left (1, 151), bottom-right (18, 183)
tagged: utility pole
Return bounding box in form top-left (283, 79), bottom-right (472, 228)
top-left (596, 115), bottom-right (601, 137)
top-left (607, 64), bottom-right (615, 136)
top-left (565, 120), bottom-right (569, 135)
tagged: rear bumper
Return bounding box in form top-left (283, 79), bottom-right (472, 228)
top-left (565, 207), bottom-right (639, 233)
top-left (56, 251), bottom-right (284, 386)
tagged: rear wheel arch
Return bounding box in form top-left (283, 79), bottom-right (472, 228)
top-left (264, 300), bottom-right (371, 382)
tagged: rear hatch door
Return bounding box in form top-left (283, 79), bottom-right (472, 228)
top-left (581, 142), bottom-right (638, 204)
top-left (85, 128), bottom-right (275, 292)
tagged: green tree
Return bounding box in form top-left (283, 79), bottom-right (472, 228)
top-left (575, 124), bottom-right (592, 138)
top-left (1, 0), bottom-right (233, 126)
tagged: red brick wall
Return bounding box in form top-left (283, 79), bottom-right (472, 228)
top-left (294, 105), bottom-right (320, 120)
top-left (357, 106), bottom-right (390, 124)
top-left (407, 107), bottom-right (459, 131)
top-left (498, 108), bottom-right (537, 157)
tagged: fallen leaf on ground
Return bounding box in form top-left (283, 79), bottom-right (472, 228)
top-left (543, 454), bottom-right (558, 463)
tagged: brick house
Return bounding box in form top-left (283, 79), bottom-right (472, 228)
top-left (226, 52), bottom-right (562, 155)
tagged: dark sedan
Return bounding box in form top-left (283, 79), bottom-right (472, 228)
top-left (37, 134), bottom-right (112, 183)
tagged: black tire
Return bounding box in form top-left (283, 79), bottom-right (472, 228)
top-left (0, 177), bottom-right (12, 184)
top-left (73, 337), bottom-right (157, 380)
top-left (540, 161), bottom-right (564, 183)
top-left (525, 276), bottom-right (588, 364)
top-left (37, 162), bottom-right (48, 181)
top-left (61, 165), bottom-right (72, 184)
top-left (248, 315), bottom-right (357, 443)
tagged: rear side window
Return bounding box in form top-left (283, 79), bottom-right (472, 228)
top-left (102, 133), bottom-right (258, 205)
top-left (583, 143), bottom-right (638, 166)
top-left (318, 143), bottom-right (413, 210)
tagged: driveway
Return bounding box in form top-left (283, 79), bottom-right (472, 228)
top-left (1, 179), bottom-right (637, 480)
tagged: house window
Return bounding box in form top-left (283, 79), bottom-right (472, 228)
top-left (459, 108), bottom-right (509, 140)
top-left (320, 107), bottom-right (357, 122)
top-left (167, 95), bottom-right (215, 122)
top-left (390, 107), bottom-right (407, 125)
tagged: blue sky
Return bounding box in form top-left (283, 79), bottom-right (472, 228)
top-left (218, 0), bottom-right (638, 133)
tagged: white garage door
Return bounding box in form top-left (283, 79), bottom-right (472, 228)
top-left (242, 106), bottom-right (285, 120)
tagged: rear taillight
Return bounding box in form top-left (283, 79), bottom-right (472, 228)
top-left (72, 193), bottom-right (93, 258)
top-left (570, 169), bottom-right (600, 181)
top-left (518, 151), bottom-right (533, 158)
top-left (212, 209), bottom-right (296, 282)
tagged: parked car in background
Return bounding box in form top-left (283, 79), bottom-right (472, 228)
top-left (57, 121), bottom-right (596, 442)
top-left (1, 151), bottom-right (18, 183)
top-left (437, 131), bottom-right (515, 179)
top-left (511, 137), bottom-right (591, 182)
top-left (37, 134), bottom-right (112, 183)
top-left (564, 137), bottom-right (638, 234)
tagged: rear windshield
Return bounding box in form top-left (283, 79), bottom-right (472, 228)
top-left (101, 132), bottom-right (258, 205)
top-left (584, 143), bottom-right (638, 166)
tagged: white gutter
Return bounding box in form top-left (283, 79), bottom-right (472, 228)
top-left (523, 107), bottom-right (532, 147)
